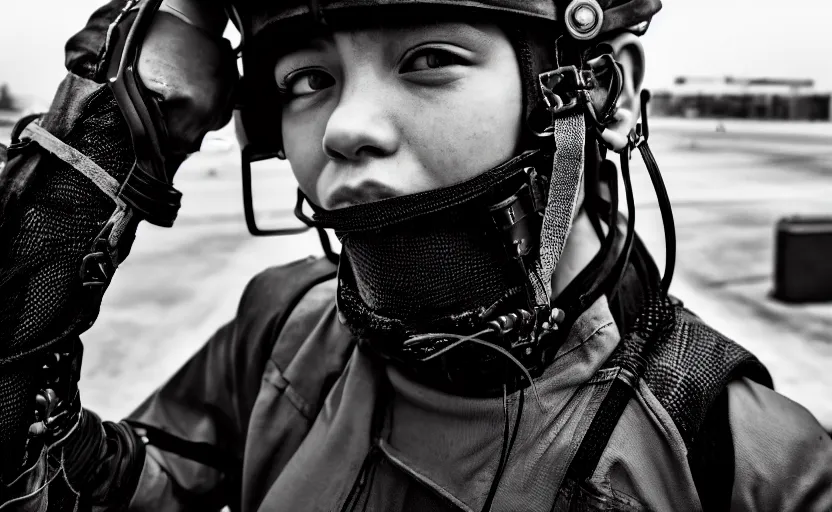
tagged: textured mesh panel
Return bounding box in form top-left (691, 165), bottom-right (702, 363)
top-left (643, 306), bottom-right (772, 447)
top-left (344, 210), bottom-right (517, 324)
top-left (0, 370), bottom-right (35, 481)
top-left (0, 86), bottom-right (134, 482)
top-left (334, 156), bottom-right (547, 338)
top-left (1, 87), bottom-right (132, 352)
top-left (339, 202), bottom-right (534, 398)
top-left (604, 294), bottom-right (772, 449)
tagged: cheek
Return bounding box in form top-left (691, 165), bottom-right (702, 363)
top-left (282, 108), bottom-right (329, 205)
top-left (411, 65), bottom-right (523, 187)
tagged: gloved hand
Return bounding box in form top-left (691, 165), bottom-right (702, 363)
top-left (0, 0), bottom-right (237, 508)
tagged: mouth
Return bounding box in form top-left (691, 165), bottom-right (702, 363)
top-left (327, 182), bottom-right (402, 209)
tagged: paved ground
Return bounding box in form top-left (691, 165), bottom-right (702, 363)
top-left (2, 119), bottom-right (831, 428)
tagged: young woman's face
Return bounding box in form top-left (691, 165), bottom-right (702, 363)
top-left (276, 21), bottom-right (523, 209)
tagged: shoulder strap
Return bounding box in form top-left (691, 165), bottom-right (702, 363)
top-left (564, 378), bottom-right (735, 512)
top-left (563, 373), bottom-right (637, 484)
top-left (688, 386), bottom-right (734, 511)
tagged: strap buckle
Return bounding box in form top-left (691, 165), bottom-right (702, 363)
top-left (79, 207), bottom-right (131, 302)
top-left (627, 89), bottom-right (652, 150)
top-left (538, 53), bottom-right (624, 128)
top-left (538, 65), bottom-right (596, 118)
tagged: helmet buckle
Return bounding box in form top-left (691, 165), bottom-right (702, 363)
top-left (538, 65), bottom-right (596, 117)
top-left (538, 52), bottom-right (624, 130)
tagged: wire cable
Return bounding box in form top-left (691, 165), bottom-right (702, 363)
top-left (406, 330), bottom-right (544, 412)
top-left (481, 385), bottom-right (526, 512)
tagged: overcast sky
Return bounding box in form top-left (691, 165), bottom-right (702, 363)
top-left (2, 0), bottom-right (830, 107)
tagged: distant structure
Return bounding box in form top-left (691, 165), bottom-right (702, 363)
top-left (651, 76), bottom-right (831, 121)
top-left (0, 83), bottom-right (15, 111)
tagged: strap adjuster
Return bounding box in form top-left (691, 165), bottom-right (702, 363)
top-left (538, 53), bottom-right (624, 128)
top-left (538, 65), bottom-right (596, 117)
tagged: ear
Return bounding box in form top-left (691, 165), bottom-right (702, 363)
top-left (597, 32), bottom-right (646, 151)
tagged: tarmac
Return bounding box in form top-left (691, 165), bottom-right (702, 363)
top-left (1, 118), bottom-right (831, 428)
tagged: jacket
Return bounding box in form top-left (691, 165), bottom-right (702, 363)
top-left (123, 256), bottom-right (832, 511)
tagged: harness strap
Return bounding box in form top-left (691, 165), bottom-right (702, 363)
top-left (563, 372), bottom-right (637, 485)
top-left (21, 122), bottom-right (125, 209)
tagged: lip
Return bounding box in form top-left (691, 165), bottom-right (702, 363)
top-left (327, 182), bottom-right (402, 209)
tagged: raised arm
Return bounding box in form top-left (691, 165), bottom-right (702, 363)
top-left (0, 0), bottom-right (236, 508)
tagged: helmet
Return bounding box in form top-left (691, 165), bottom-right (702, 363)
top-left (233, 0), bottom-right (662, 159)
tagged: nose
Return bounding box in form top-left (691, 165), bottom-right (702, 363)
top-left (322, 81), bottom-right (399, 161)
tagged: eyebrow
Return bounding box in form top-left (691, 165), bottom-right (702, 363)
top-left (275, 35), bottom-right (333, 59)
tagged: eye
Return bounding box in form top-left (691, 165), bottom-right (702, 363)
top-left (401, 48), bottom-right (466, 73)
top-left (281, 68), bottom-right (335, 98)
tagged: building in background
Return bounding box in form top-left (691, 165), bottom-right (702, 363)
top-left (651, 76), bottom-right (831, 121)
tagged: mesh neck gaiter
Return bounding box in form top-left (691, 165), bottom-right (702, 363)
top-left (309, 150), bottom-right (552, 343)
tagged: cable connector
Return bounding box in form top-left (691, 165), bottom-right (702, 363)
top-left (541, 308), bottom-right (566, 331)
top-left (487, 309), bottom-right (534, 336)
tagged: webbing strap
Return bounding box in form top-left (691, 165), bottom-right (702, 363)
top-left (531, 112), bottom-right (586, 305)
top-left (563, 375), bottom-right (635, 483)
top-left (22, 122), bottom-right (125, 209)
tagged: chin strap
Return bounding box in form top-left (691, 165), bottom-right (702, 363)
top-left (529, 52), bottom-right (624, 307)
top-left (530, 112), bottom-right (586, 306)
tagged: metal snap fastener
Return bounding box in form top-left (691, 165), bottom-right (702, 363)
top-left (565, 0), bottom-right (604, 40)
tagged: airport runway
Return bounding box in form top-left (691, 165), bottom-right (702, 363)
top-left (2, 119), bottom-right (831, 426)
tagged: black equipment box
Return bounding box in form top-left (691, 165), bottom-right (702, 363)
top-left (774, 216), bottom-right (832, 303)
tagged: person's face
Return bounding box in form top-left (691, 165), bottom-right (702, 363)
top-left (275, 21), bottom-right (523, 209)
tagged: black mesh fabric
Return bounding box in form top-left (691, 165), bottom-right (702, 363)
top-left (334, 173), bottom-right (548, 356)
top-left (334, 160), bottom-right (556, 397)
top-left (344, 211), bottom-right (518, 324)
top-left (643, 306), bottom-right (772, 448)
top-left (331, 151), bottom-right (554, 343)
top-left (604, 293), bottom-right (773, 449)
top-left (311, 150), bottom-right (546, 232)
top-left (0, 370), bottom-right (35, 484)
top-left (0, 84), bottom-right (135, 483)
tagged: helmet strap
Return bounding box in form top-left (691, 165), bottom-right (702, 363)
top-left (529, 111), bottom-right (586, 306)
